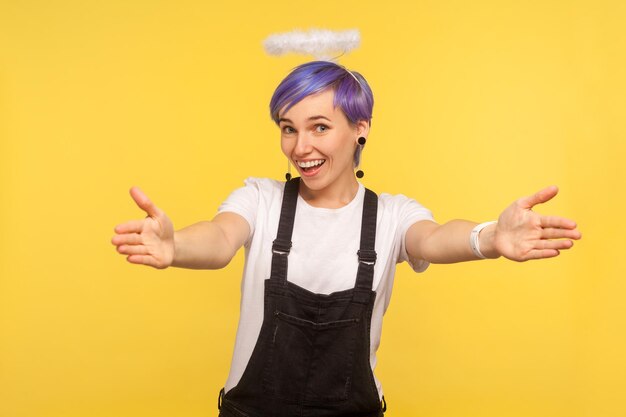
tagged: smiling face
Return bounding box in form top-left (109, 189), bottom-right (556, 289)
top-left (278, 88), bottom-right (369, 199)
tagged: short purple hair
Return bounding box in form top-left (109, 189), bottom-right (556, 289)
top-left (270, 61), bottom-right (374, 126)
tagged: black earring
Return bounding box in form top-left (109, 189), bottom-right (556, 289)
top-left (285, 160), bottom-right (292, 181)
top-left (356, 137), bottom-right (366, 178)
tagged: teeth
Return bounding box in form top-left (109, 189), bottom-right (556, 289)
top-left (298, 159), bottom-right (325, 168)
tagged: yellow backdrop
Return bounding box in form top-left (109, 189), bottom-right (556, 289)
top-left (1, 1), bottom-right (624, 416)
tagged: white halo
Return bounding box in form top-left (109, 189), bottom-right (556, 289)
top-left (263, 29), bottom-right (360, 60)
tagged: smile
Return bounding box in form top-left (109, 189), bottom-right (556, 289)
top-left (297, 159), bottom-right (325, 168)
top-left (297, 159), bottom-right (326, 175)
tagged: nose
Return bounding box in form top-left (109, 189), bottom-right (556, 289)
top-left (293, 132), bottom-right (313, 156)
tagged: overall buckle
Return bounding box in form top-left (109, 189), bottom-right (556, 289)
top-left (272, 239), bottom-right (292, 255)
top-left (357, 249), bottom-right (377, 265)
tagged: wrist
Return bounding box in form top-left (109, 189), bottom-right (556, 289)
top-left (471, 221), bottom-right (500, 259)
top-left (170, 232), bottom-right (181, 268)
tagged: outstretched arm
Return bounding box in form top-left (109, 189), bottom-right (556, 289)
top-left (111, 186), bottom-right (249, 270)
top-left (405, 186), bottom-right (582, 265)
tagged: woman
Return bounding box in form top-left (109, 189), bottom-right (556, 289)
top-left (111, 61), bottom-right (581, 417)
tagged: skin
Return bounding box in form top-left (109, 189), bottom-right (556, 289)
top-left (111, 88), bottom-right (581, 269)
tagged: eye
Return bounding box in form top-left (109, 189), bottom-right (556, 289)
top-left (315, 124), bottom-right (329, 133)
top-left (282, 126), bottom-right (295, 134)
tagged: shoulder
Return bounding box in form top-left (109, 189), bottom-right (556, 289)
top-left (218, 177), bottom-right (286, 240)
top-left (374, 189), bottom-right (435, 272)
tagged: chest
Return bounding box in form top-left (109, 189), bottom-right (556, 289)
top-left (286, 209), bottom-right (363, 292)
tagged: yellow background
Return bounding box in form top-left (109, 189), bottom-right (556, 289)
top-left (1, 0), bottom-right (624, 416)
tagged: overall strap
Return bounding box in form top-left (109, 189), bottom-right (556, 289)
top-left (354, 188), bottom-right (379, 293)
top-left (270, 177), bottom-right (300, 284)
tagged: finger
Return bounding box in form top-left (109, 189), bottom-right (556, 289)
top-left (526, 248), bottom-right (560, 260)
top-left (111, 233), bottom-right (142, 246)
top-left (536, 239), bottom-right (574, 251)
top-left (518, 185), bottom-right (559, 209)
top-left (117, 244), bottom-right (150, 256)
top-left (129, 186), bottom-right (162, 218)
top-left (539, 215), bottom-right (578, 229)
top-left (541, 227), bottom-right (582, 240)
top-left (127, 254), bottom-right (164, 269)
top-left (127, 254), bottom-right (158, 268)
top-left (114, 220), bottom-right (145, 234)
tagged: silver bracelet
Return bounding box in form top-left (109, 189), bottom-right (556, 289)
top-left (470, 221), bottom-right (497, 259)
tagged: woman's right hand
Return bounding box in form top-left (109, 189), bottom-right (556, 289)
top-left (111, 187), bottom-right (175, 269)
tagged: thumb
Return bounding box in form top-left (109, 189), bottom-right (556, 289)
top-left (129, 186), bottom-right (162, 218)
top-left (518, 185), bottom-right (559, 210)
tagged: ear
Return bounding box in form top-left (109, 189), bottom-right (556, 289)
top-left (355, 120), bottom-right (370, 139)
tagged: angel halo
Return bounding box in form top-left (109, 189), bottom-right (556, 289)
top-left (263, 28), bottom-right (361, 61)
top-left (263, 28), bottom-right (364, 89)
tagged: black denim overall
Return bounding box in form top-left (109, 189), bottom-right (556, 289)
top-left (218, 177), bottom-right (386, 417)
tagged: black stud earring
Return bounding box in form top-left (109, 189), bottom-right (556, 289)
top-left (285, 160), bottom-right (292, 181)
top-left (356, 137), bottom-right (366, 178)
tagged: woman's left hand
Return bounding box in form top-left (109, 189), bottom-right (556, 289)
top-left (493, 186), bottom-right (582, 261)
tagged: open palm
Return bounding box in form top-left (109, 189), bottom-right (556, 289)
top-left (111, 187), bottom-right (175, 269)
top-left (494, 186), bottom-right (581, 261)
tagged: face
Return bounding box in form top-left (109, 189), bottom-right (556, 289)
top-left (278, 89), bottom-right (369, 192)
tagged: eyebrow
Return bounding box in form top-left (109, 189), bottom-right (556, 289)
top-left (278, 115), bottom-right (331, 124)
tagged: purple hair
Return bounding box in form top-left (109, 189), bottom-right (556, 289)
top-left (270, 61), bottom-right (374, 126)
top-left (269, 61), bottom-right (374, 167)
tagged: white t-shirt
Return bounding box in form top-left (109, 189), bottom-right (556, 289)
top-left (218, 177), bottom-right (435, 399)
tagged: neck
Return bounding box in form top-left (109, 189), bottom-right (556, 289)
top-left (298, 172), bottom-right (359, 209)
